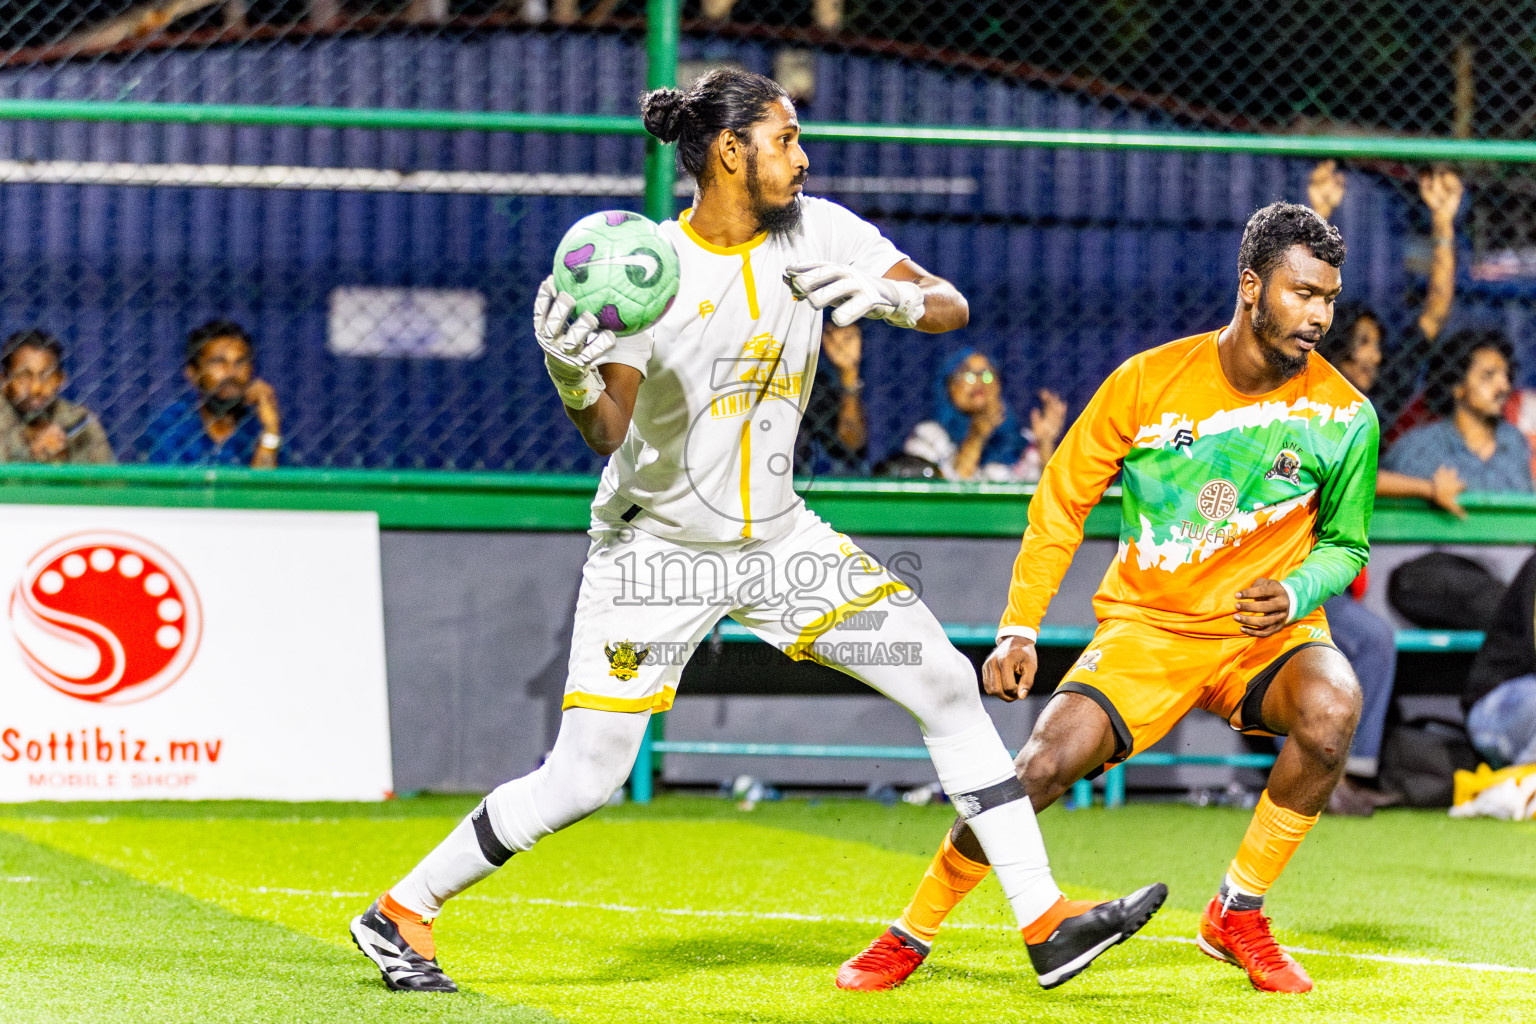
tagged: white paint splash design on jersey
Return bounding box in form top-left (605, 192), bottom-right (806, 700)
top-left (1132, 397), bottom-right (1364, 451)
top-left (1122, 489), bottom-right (1317, 573)
top-left (1132, 413), bottom-right (1198, 454)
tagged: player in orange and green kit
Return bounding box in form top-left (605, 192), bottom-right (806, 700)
top-left (838, 202), bottom-right (1376, 994)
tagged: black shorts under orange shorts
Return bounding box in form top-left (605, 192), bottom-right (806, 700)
top-left (1053, 611), bottom-right (1336, 769)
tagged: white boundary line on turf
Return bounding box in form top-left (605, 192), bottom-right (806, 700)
top-left (6, 876), bottom-right (1531, 977)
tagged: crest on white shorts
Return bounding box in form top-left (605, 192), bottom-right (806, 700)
top-left (605, 640), bottom-right (651, 680)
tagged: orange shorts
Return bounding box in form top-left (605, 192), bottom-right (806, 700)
top-left (1054, 612), bottom-right (1336, 768)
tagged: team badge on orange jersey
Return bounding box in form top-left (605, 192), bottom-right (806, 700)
top-left (1265, 450), bottom-right (1303, 485)
top-left (1196, 479), bottom-right (1239, 521)
top-left (604, 640), bottom-right (650, 680)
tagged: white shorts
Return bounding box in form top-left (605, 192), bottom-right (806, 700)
top-left (563, 505), bottom-right (941, 713)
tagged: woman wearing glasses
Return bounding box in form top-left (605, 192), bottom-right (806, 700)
top-left (903, 348), bottom-right (1066, 481)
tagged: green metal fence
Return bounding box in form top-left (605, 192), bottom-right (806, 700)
top-left (2, 1), bottom-right (1536, 476)
top-left (1, 0), bottom-right (1533, 801)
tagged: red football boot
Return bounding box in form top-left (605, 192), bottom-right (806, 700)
top-left (835, 927), bottom-right (929, 991)
top-left (1198, 896), bottom-right (1314, 993)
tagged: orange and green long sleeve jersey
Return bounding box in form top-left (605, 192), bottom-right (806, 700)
top-left (999, 330), bottom-right (1379, 640)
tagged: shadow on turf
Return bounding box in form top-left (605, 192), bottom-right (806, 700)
top-left (471, 936), bottom-right (848, 986)
top-left (0, 827), bottom-right (558, 1024)
top-left (467, 931), bottom-right (1177, 993)
top-left (1315, 920), bottom-right (1445, 950)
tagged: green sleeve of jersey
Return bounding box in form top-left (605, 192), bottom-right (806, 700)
top-left (1281, 403), bottom-right (1380, 621)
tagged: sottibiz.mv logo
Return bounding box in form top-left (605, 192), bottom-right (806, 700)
top-left (8, 533), bottom-right (202, 704)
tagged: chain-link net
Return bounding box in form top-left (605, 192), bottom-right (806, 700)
top-left (0, 2), bottom-right (1531, 491)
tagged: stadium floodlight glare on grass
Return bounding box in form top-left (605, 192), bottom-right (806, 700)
top-left (9, 99), bottom-right (1536, 162)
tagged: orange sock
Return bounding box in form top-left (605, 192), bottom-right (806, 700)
top-left (895, 832), bottom-right (992, 944)
top-left (1019, 896), bottom-right (1102, 945)
top-left (1226, 790), bottom-right (1320, 897)
top-left (381, 891), bottom-right (437, 959)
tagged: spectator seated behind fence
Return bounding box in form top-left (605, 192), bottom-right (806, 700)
top-left (0, 329), bottom-right (114, 465)
top-left (146, 320), bottom-right (284, 468)
top-left (903, 348), bottom-right (1065, 482)
top-left (1382, 329), bottom-right (1533, 492)
top-left (794, 323), bottom-right (868, 475)
top-left (1464, 551), bottom-right (1536, 768)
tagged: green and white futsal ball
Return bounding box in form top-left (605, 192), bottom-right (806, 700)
top-left (552, 210), bottom-right (681, 336)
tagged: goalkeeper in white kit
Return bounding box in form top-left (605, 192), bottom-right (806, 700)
top-left (350, 66), bottom-right (1165, 994)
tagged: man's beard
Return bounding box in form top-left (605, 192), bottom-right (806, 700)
top-left (746, 151), bottom-right (804, 241)
top-left (202, 390), bottom-right (243, 417)
top-left (1253, 287), bottom-right (1310, 380)
top-left (15, 398), bottom-right (52, 424)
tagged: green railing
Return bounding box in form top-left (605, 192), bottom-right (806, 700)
top-left (0, 464), bottom-right (1529, 539)
top-left (10, 99), bottom-right (1536, 163)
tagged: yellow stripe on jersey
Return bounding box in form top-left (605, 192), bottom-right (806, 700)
top-left (739, 418), bottom-right (752, 538)
top-left (677, 208), bottom-right (767, 255)
top-left (741, 252), bottom-right (761, 320)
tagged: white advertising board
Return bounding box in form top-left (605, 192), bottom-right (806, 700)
top-left (328, 286), bottom-right (486, 358)
top-left (0, 505), bottom-right (392, 801)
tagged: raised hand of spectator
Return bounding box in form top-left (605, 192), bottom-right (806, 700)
top-left (1431, 464), bottom-right (1468, 519)
top-left (246, 378), bottom-right (282, 435)
top-left (1416, 168), bottom-right (1462, 341)
top-left (1308, 160), bottom-right (1346, 221)
top-left (821, 323), bottom-right (863, 385)
top-left (818, 324), bottom-right (867, 457)
top-left (28, 422), bottom-right (67, 461)
top-left (245, 378), bottom-right (282, 469)
top-left (1419, 168), bottom-right (1464, 226)
top-left (1029, 388), bottom-right (1068, 464)
top-left (968, 392), bottom-right (1006, 443)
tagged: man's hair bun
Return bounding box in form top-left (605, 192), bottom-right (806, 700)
top-left (640, 87), bottom-right (689, 143)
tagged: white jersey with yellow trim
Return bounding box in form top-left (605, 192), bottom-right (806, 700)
top-left (591, 195), bottom-right (906, 544)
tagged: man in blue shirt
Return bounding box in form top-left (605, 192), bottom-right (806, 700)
top-left (146, 320), bottom-right (284, 467)
top-left (1383, 329), bottom-right (1533, 492)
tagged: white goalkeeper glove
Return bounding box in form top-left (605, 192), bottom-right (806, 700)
top-left (534, 276), bottom-right (616, 410)
top-left (782, 262), bottom-right (926, 329)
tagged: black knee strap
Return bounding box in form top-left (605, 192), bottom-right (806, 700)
top-left (471, 801), bottom-right (514, 866)
top-left (952, 775), bottom-right (1028, 819)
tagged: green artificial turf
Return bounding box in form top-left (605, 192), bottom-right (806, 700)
top-left (1, 795), bottom-right (1533, 1023)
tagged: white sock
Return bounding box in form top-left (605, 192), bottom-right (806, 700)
top-left (390, 810), bottom-right (502, 918)
top-left (925, 719), bottom-right (1062, 928)
top-left (389, 708), bottom-right (644, 918)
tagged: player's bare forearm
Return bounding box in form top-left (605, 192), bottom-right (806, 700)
top-left (911, 275), bottom-right (968, 333)
top-left (884, 259), bottom-right (968, 333)
top-left (564, 363), bottom-right (641, 457)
